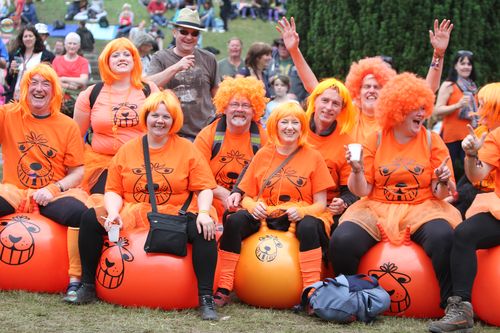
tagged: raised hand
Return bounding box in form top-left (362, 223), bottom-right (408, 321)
top-left (276, 16), bottom-right (300, 51)
top-left (462, 124), bottom-right (487, 156)
top-left (429, 19), bottom-right (453, 56)
top-left (434, 156), bottom-right (452, 183)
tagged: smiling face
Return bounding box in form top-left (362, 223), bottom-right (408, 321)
top-left (277, 115), bottom-right (301, 146)
top-left (228, 39), bottom-right (242, 58)
top-left (64, 38), bottom-right (80, 56)
top-left (455, 56), bottom-right (473, 79)
top-left (313, 87), bottom-right (343, 128)
top-left (395, 108), bottom-right (426, 138)
top-left (22, 30), bottom-right (36, 50)
top-left (225, 95), bottom-right (254, 129)
top-left (28, 74), bottom-right (53, 116)
top-left (173, 27), bottom-right (199, 56)
top-left (257, 53), bottom-right (272, 70)
top-left (109, 48), bottom-right (134, 75)
top-left (146, 103), bottom-right (173, 139)
top-left (360, 74), bottom-right (381, 115)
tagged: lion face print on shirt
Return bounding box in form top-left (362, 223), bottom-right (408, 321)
top-left (261, 166), bottom-right (308, 206)
top-left (378, 157), bottom-right (425, 202)
top-left (112, 102), bottom-right (139, 128)
top-left (17, 131), bottom-right (57, 188)
top-left (132, 163), bottom-right (173, 204)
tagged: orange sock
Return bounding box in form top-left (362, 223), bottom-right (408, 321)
top-left (67, 227), bottom-right (82, 279)
top-left (217, 250), bottom-right (240, 292)
top-left (299, 247), bottom-right (322, 290)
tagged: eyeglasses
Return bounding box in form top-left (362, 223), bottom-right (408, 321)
top-left (178, 29), bottom-right (200, 37)
top-left (457, 50), bottom-right (473, 57)
top-left (228, 102), bottom-right (252, 110)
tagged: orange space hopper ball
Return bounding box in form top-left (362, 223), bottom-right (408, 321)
top-left (358, 225), bottom-right (443, 318)
top-left (0, 202), bottom-right (69, 293)
top-left (95, 228), bottom-right (201, 310)
top-left (234, 219), bottom-right (302, 309)
top-left (472, 246), bottom-right (500, 327)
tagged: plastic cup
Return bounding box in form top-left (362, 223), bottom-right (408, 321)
top-left (348, 143), bottom-right (362, 162)
top-left (108, 224), bottom-right (120, 243)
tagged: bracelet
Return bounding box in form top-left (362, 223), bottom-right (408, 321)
top-left (55, 181), bottom-right (65, 192)
top-left (199, 210), bottom-right (210, 214)
top-left (351, 168), bottom-right (364, 174)
top-left (465, 154), bottom-right (483, 167)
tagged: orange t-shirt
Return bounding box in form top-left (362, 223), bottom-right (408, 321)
top-left (352, 108), bottom-right (380, 145)
top-left (472, 126), bottom-right (496, 191)
top-left (106, 135), bottom-right (217, 213)
top-left (306, 128), bottom-right (352, 201)
top-left (364, 127), bottom-right (454, 204)
top-left (0, 104), bottom-right (84, 189)
top-left (194, 119), bottom-right (268, 191)
top-left (442, 83), bottom-right (471, 143)
top-left (74, 82), bottom-right (159, 155)
top-left (238, 144), bottom-right (334, 206)
top-left (478, 127), bottom-right (500, 197)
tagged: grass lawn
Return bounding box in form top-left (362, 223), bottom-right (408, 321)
top-left (0, 290), bottom-right (497, 333)
top-left (36, 1), bottom-right (280, 61)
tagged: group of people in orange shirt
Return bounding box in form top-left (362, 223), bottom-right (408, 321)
top-left (0, 12), bottom-right (498, 332)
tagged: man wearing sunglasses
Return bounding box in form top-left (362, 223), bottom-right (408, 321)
top-left (147, 8), bottom-right (220, 141)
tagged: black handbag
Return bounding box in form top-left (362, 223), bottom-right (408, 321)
top-left (142, 135), bottom-right (193, 256)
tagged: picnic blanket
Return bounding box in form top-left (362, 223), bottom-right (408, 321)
top-left (47, 23), bottom-right (117, 40)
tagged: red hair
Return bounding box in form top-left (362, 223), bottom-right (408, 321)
top-left (345, 57), bottom-right (396, 105)
top-left (266, 102), bottom-right (308, 147)
top-left (98, 38), bottom-right (143, 89)
top-left (139, 90), bottom-right (184, 135)
top-left (375, 73), bottom-right (435, 130)
top-left (213, 76), bottom-right (268, 121)
top-left (19, 63), bottom-right (62, 116)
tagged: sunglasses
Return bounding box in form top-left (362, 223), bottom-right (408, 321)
top-left (178, 29), bottom-right (200, 37)
top-left (457, 50), bottom-right (473, 57)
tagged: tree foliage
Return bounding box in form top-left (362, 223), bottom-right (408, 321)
top-left (287, 0), bottom-right (499, 85)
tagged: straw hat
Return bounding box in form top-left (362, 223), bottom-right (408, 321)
top-left (170, 8), bottom-right (206, 31)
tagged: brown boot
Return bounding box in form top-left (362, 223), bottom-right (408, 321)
top-left (428, 296), bottom-right (474, 333)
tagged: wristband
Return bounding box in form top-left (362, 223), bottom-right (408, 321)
top-left (199, 210), bottom-right (210, 214)
top-left (351, 168), bottom-right (364, 174)
top-left (55, 181), bottom-right (65, 192)
top-left (46, 183), bottom-right (61, 197)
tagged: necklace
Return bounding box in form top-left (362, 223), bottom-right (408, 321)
top-left (108, 83), bottom-right (132, 151)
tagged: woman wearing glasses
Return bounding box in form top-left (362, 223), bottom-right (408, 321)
top-left (434, 50), bottom-right (478, 180)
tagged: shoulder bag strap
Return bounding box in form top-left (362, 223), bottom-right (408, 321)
top-left (256, 147), bottom-right (301, 200)
top-left (142, 135), bottom-right (193, 215)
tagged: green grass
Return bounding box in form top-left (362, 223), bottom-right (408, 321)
top-left (0, 290), bottom-right (498, 332)
top-left (36, 1), bottom-right (279, 61)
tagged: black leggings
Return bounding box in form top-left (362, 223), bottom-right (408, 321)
top-left (451, 212), bottom-right (500, 302)
top-left (79, 208), bottom-right (217, 296)
top-left (330, 219), bottom-right (453, 307)
top-left (446, 140), bottom-right (465, 181)
top-left (90, 170), bottom-right (108, 194)
top-left (220, 210), bottom-right (325, 253)
top-left (0, 196), bottom-right (85, 228)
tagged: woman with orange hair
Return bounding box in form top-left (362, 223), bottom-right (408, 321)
top-left (67, 90), bottom-right (220, 321)
top-left (194, 76), bottom-right (268, 217)
top-left (213, 102), bottom-right (334, 306)
top-left (330, 73), bottom-right (462, 310)
top-left (429, 82), bottom-right (500, 333)
top-left (0, 63), bottom-right (88, 298)
top-left (276, 17), bottom-right (453, 144)
top-left (73, 37), bottom-right (159, 194)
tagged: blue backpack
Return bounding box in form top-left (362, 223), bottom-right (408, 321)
top-left (300, 274), bottom-right (390, 323)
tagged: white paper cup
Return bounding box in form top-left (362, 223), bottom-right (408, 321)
top-left (108, 225), bottom-right (120, 243)
top-left (348, 143), bottom-right (362, 162)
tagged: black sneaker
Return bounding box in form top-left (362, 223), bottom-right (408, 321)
top-left (64, 283), bottom-right (98, 305)
top-left (428, 296), bottom-right (474, 333)
top-left (199, 295), bottom-right (218, 321)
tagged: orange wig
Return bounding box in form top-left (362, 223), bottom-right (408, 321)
top-left (477, 82), bottom-right (500, 130)
top-left (139, 90), bottom-right (184, 135)
top-left (20, 63), bottom-right (63, 116)
top-left (98, 38), bottom-right (143, 89)
top-left (305, 78), bottom-right (356, 135)
top-left (345, 57), bottom-right (396, 105)
top-left (213, 76), bottom-right (269, 121)
top-left (266, 102), bottom-right (308, 147)
top-left (375, 73), bottom-right (435, 130)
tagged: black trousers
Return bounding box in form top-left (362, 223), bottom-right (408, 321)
top-left (0, 196), bottom-right (84, 228)
top-left (220, 210), bottom-right (326, 253)
top-left (451, 212), bottom-right (500, 302)
top-left (330, 219), bottom-right (453, 307)
top-left (79, 208), bottom-right (217, 296)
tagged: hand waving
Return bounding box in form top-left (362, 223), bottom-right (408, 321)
top-left (429, 19), bottom-right (453, 56)
top-left (276, 17), bottom-right (300, 51)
